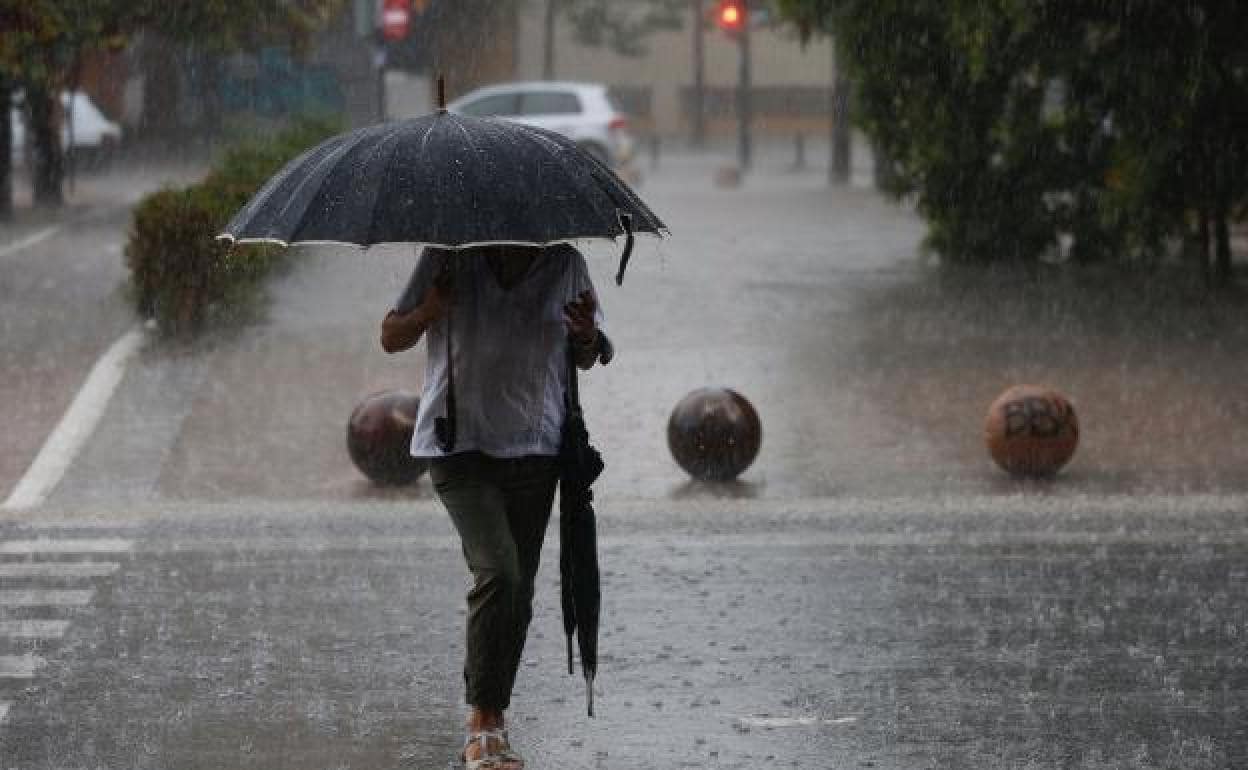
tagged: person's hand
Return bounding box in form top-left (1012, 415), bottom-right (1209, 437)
top-left (564, 290), bottom-right (598, 345)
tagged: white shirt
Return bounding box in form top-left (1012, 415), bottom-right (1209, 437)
top-left (393, 245), bottom-right (604, 459)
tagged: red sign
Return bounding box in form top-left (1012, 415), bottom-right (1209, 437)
top-left (382, 0), bottom-right (411, 41)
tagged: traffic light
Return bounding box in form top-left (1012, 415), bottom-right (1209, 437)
top-left (716, 0), bottom-right (746, 34)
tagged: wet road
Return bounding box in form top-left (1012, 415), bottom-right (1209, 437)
top-left (2, 497), bottom-right (1247, 768)
top-left (4, 145), bottom-right (1248, 768)
top-left (0, 162), bottom-right (203, 503)
top-left (35, 145), bottom-right (1248, 510)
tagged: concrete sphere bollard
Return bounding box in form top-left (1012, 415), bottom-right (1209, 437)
top-left (347, 390), bottom-right (428, 485)
top-left (984, 385), bottom-right (1079, 477)
top-left (668, 387), bottom-right (762, 481)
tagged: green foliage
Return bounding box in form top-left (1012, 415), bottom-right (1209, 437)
top-left (775, 0), bottom-right (1248, 283)
top-left (125, 186), bottom-right (278, 335)
top-left (125, 116), bottom-right (343, 337)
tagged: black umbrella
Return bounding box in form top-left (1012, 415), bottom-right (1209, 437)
top-left (218, 105), bottom-right (666, 269)
top-left (559, 340), bottom-right (608, 718)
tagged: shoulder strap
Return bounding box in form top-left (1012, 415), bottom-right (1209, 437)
top-left (435, 259), bottom-right (457, 452)
top-left (565, 342), bottom-right (581, 415)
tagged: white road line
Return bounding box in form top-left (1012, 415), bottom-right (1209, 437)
top-left (0, 655), bottom-right (46, 678)
top-left (0, 226), bottom-right (61, 260)
top-left (0, 562), bottom-right (120, 578)
top-left (0, 620), bottom-right (71, 639)
top-left (0, 537), bottom-right (133, 555)
top-left (0, 589), bottom-right (94, 607)
top-left (2, 327), bottom-right (146, 511)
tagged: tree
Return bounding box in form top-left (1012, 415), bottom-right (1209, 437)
top-left (0, 0), bottom-right (345, 206)
top-left (558, 0), bottom-right (687, 58)
top-left (775, 0), bottom-right (1248, 285)
top-left (0, 0), bottom-right (127, 206)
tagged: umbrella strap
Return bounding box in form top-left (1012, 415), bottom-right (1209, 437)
top-left (445, 309), bottom-right (456, 443)
top-left (436, 263), bottom-right (457, 453)
top-left (564, 343), bottom-right (582, 416)
top-left (614, 212), bottom-right (635, 286)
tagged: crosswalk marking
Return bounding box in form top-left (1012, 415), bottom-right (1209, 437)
top-left (0, 589), bottom-right (94, 607)
top-left (0, 620), bottom-right (71, 639)
top-left (0, 562), bottom-right (120, 579)
top-left (0, 655), bottom-right (46, 678)
top-left (0, 534), bottom-right (133, 730)
top-left (0, 537), bottom-right (133, 555)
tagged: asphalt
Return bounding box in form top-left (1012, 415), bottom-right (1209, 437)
top-left (2, 497), bottom-right (1248, 768)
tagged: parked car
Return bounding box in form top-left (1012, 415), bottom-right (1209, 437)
top-left (10, 91), bottom-right (122, 166)
top-left (447, 81), bottom-right (638, 178)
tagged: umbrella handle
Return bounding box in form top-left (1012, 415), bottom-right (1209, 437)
top-left (614, 213), bottom-right (634, 286)
top-left (586, 674), bottom-right (595, 718)
top-left (567, 635), bottom-right (575, 676)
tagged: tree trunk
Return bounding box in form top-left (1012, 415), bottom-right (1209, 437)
top-left (138, 33), bottom-right (182, 146)
top-left (1197, 207), bottom-right (1211, 286)
top-left (27, 84), bottom-right (64, 208)
top-left (0, 82), bottom-right (12, 220)
top-left (1213, 205), bottom-right (1232, 287)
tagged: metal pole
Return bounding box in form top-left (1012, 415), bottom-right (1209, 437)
top-left (691, 0), bottom-right (706, 148)
top-left (737, 17), bottom-right (751, 170)
top-left (543, 0), bottom-right (557, 79)
top-left (830, 41), bottom-right (851, 185)
top-left (375, 44), bottom-right (387, 122)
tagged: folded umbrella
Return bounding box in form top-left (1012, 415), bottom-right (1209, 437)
top-left (559, 338), bottom-right (607, 717)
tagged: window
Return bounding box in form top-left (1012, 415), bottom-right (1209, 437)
top-left (520, 91), bottom-right (581, 116)
top-left (457, 93), bottom-right (520, 117)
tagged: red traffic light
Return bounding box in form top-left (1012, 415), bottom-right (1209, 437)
top-left (717, 0), bottom-right (745, 32)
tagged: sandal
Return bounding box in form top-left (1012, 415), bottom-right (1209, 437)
top-left (461, 729), bottom-right (525, 770)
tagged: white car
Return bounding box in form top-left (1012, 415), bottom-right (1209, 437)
top-left (448, 81), bottom-right (637, 173)
top-left (10, 91), bottom-right (122, 165)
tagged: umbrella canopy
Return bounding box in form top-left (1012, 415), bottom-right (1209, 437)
top-left (219, 110), bottom-right (666, 250)
top-left (559, 343), bottom-right (606, 717)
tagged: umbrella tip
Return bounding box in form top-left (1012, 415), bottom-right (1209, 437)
top-left (437, 75), bottom-right (446, 111)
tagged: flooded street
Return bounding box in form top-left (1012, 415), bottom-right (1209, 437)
top-left (2, 498), bottom-right (1247, 768)
top-left (2, 145), bottom-right (1248, 767)
top-left (30, 145), bottom-right (1248, 506)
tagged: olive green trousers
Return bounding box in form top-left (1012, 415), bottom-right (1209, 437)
top-left (430, 451), bottom-right (559, 711)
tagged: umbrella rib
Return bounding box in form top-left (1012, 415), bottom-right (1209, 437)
top-left (270, 130), bottom-right (377, 241)
top-left (287, 122), bottom-right (409, 245)
top-left (512, 127), bottom-right (621, 239)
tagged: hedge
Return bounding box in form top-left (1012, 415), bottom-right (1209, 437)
top-left (125, 115), bottom-right (342, 337)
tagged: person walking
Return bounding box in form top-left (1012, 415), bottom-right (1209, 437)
top-left (380, 243), bottom-right (604, 769)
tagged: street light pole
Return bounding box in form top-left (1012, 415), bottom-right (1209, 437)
top-left (737, 11), bottom-right (751, 170)
top-left (691, 0), bottom-right (706, 148)
top-left (830, 41), bottom-right (851, 184)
